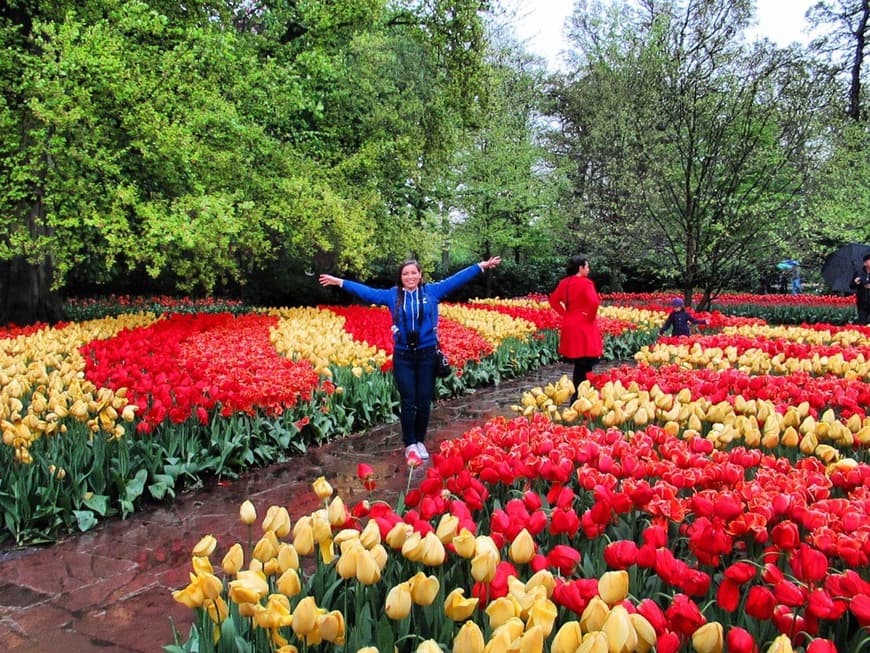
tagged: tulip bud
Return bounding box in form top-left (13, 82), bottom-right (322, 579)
top-left (355, 548), bottom-right (382, 585)
top-left (766, 634), bottom-right (795, 653)
top-left (421, 531), bottom-right (446, 566)
top-left (526, 598), bottom-right (558, 637)
top-left (598, 569), bottom-right (629, 605)
top-left (629, 613), bottom-right (657, 653)
top-left (277, 567), bottom-right (301, 597)
top-left (509, 528), bottom-right (536, 564)
top-left (360, 519), bottom-right (381, 549)
top-left (579, 596), bottom-right (610, 633)
top-left (415, 641), bottom-right (442, 653)
top-left (435, 513), bottom-right (460, 543)
top-left (602, 605), bottom-right (637, 653)
top-left (692, 621), bottom-right (724, 653)
top-left (335, 548), bottom-right (358, 580)
top-left (252, 534), bottom-right (277, 563)
top-left (291, 596), bottom-right (319, 637)
top-left (385, 582), bottom-right (413, 620)
top-left (222, 543), bottom-right (244, 576)
top-left (191, 534), bottom-right (217, 557)
top-left (576, 631), bottom-right (608, 653)
top-left (385, 522), bottom-right (412, 549)
top-left (327, 496), bottom-right (348, 526)
top-left (370, 543), bottom-right (388, 570)
top-left (519, 624), bottom-right (544, 653)
top-left (485, 596), bottom-right (521, 629)
top-left (453, 620), bottom-right (485, 653)
top-left (312, 476), bottom-right (333, 500)
top-left (239, 500), bottom-right (257, 526)
top-left (293, 518), bottom-right (315, 556)
top-left (276, 543), bottom-right (299, 572)
top-left (551, 621), bottom-right (583, 653)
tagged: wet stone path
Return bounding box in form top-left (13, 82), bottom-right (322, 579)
top-left (0, 363), bottom-right (580, 653)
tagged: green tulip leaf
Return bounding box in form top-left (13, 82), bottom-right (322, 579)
top-left (73, 510), bottom-right (98, 532)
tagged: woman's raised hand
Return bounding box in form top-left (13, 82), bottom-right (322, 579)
top-left (319, 274), bottom-right (342, 287)
top-left (480, 256), bottom-right (502, 270)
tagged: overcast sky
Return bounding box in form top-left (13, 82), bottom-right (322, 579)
top-left (513, 0), bottom-right (817, 70)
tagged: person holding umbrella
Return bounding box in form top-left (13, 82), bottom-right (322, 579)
top-left (850, 254), bottom-right (870, 325)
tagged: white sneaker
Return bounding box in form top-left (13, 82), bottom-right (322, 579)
top-left (414, 442), bottom-right (430, 460)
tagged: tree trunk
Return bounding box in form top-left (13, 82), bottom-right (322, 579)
top-left (0, 257), bottom-right (65, 325)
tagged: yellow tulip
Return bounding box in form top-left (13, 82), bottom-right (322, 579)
top-left (509, 528), bottom-right (536, 564)
top-left (602, 605), bottom-right (636, 653)
top-left (576, 631), bottom-right (609, 653)
top-left (526, 598), bottom-right (558, 637)
top-left (262, 505), bottom-right (292, 537)
top-left (253, 534), bottom-right (278, 563)
top-left (206, 596), bottom-right (229, 624)
top-left (360, 519), bottom-right (381, 549)
top-left (525, 569), bottom-right (555, 598)
top-left (629, 613), bottom-right (656, 653)
top-left (191, 554), bottom-right (214, 577)
top-left (293, 518), bottom-right (315, 556)
top-left (452, 528), bottom-right (477, 558)
top-left (409, 572), bottom-right (440, 606)
top-left (222, 543), bottom-right (244, 576)
top-left (312, 476), bottom-right (333, 500)
top-left (200, 572), bottom-right (223, 600)
top-left (691, 622), bottom-right (723, 653)
top-left (370, 543), bottom-right (388, 570)
top-left (484, 625), bottom-right (513, 653)
top-left (401, 532), bottom-right (425, 562)
top-left (336, 546), bottom-right (358, 580)
top-left (291, 596), bottom-right (319, 637)
top-left (485, 596), bottom-right (520, 629)
top-left (355, 548), bottom-right (382, 585)
top-left (317, 610), bottom-right (346, 645)
top-left (228, 569), bottom-right (268, 604)
top-left (453, 621), bottom-right (485, 653)
top-left (172, 584), bottom-right (204, 609)
top-left (357, 648), bottom-right (379, 653)
top-left (435, 513), bottom-right (459, 543)
top-left (766, 635), bottom-right (795, 653)
top-left (550, 621), bottom-right (583, 653)
top-left (519, 625), bottom-right (544, 653)
top-left (385, 582), bottom-right (413, 620)
top-left (444, 588), bottom-right (479, 621)
top-left (385, 522), bottom-right (413, 549)
top-left (277, 568), bottom-right (301, 597)
top-left (276, 543), bottom-right (300, 572)
top-left (328, 496), bottom-right (348, 526)
top-left (191, 534), bottom-right (217, 557)
top-left (579, 596), bottom-right (610, 633)
top-left (415, 641), bottom-right (442, 653)
top-left (598, 570), bottom-right (629, 605)
top-left (239, 500), bottom-right (257, 526)
top-left (421, 531), bottom-right (446, 566)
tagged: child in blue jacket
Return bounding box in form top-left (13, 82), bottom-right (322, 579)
top-left (660, 298), bottom-right (706, 336)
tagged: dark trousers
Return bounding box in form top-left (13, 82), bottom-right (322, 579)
top-left (858, 306), bottom-right (870, 325)
top-left (567, 356), bottom-right (599, 399)
top-left (392, 346), bottom-right (436, 446)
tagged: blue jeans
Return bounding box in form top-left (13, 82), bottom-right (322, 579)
top-left (392, 346), bottom-right (436, 446)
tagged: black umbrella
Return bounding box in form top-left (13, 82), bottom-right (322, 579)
top-left (822, 243), bottom-right (870, 292)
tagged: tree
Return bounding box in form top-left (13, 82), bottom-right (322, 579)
top-left (550, 0), bottom-right (820, 305)
top-left (0, 0), bottom-right (493, 323)
top-left (808, 0), bottom-right (869, 120)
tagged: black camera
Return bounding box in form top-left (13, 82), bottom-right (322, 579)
top-left (407, 330), bottom-right (419, 347)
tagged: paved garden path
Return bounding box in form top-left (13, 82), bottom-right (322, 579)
top-left (0, 362), bottom-right (582, 652)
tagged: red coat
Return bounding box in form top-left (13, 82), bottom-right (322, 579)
top-left (549, 275), bottom-right (603, 359)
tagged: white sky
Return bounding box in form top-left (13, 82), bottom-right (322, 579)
top-left (513, 0), bottom-right (817, 71)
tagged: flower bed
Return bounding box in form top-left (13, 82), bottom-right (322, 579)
top-left (166, 310), bottom-right (870, 652)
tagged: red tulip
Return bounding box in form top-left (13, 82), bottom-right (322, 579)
top-left (744, 585), bottom-right (776, 620)
top-left (603, 540), bottom-right (638, 569)
top-left (716, 578), bottom-right (741, 612)
top-left (771, 521), bottom-right (801, 550)
top-left (790, 544), bottom-right (829, 584)
top-left (806, 638), bottom-right (838, 653)
top-left (664, 593), bottom-right (706, 636)
top-left (656, 630), bottom-right (681, 653)
top-left (547, 545), bottom-right (581, 575)
top-left (726, 626), bottom-right (758, 653)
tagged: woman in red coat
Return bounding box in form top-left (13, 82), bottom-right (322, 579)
top-left (549, 256), bottom-right (603, 399)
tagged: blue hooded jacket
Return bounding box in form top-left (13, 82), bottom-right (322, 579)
top-left (341, 264), bottom-right (482, 351)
